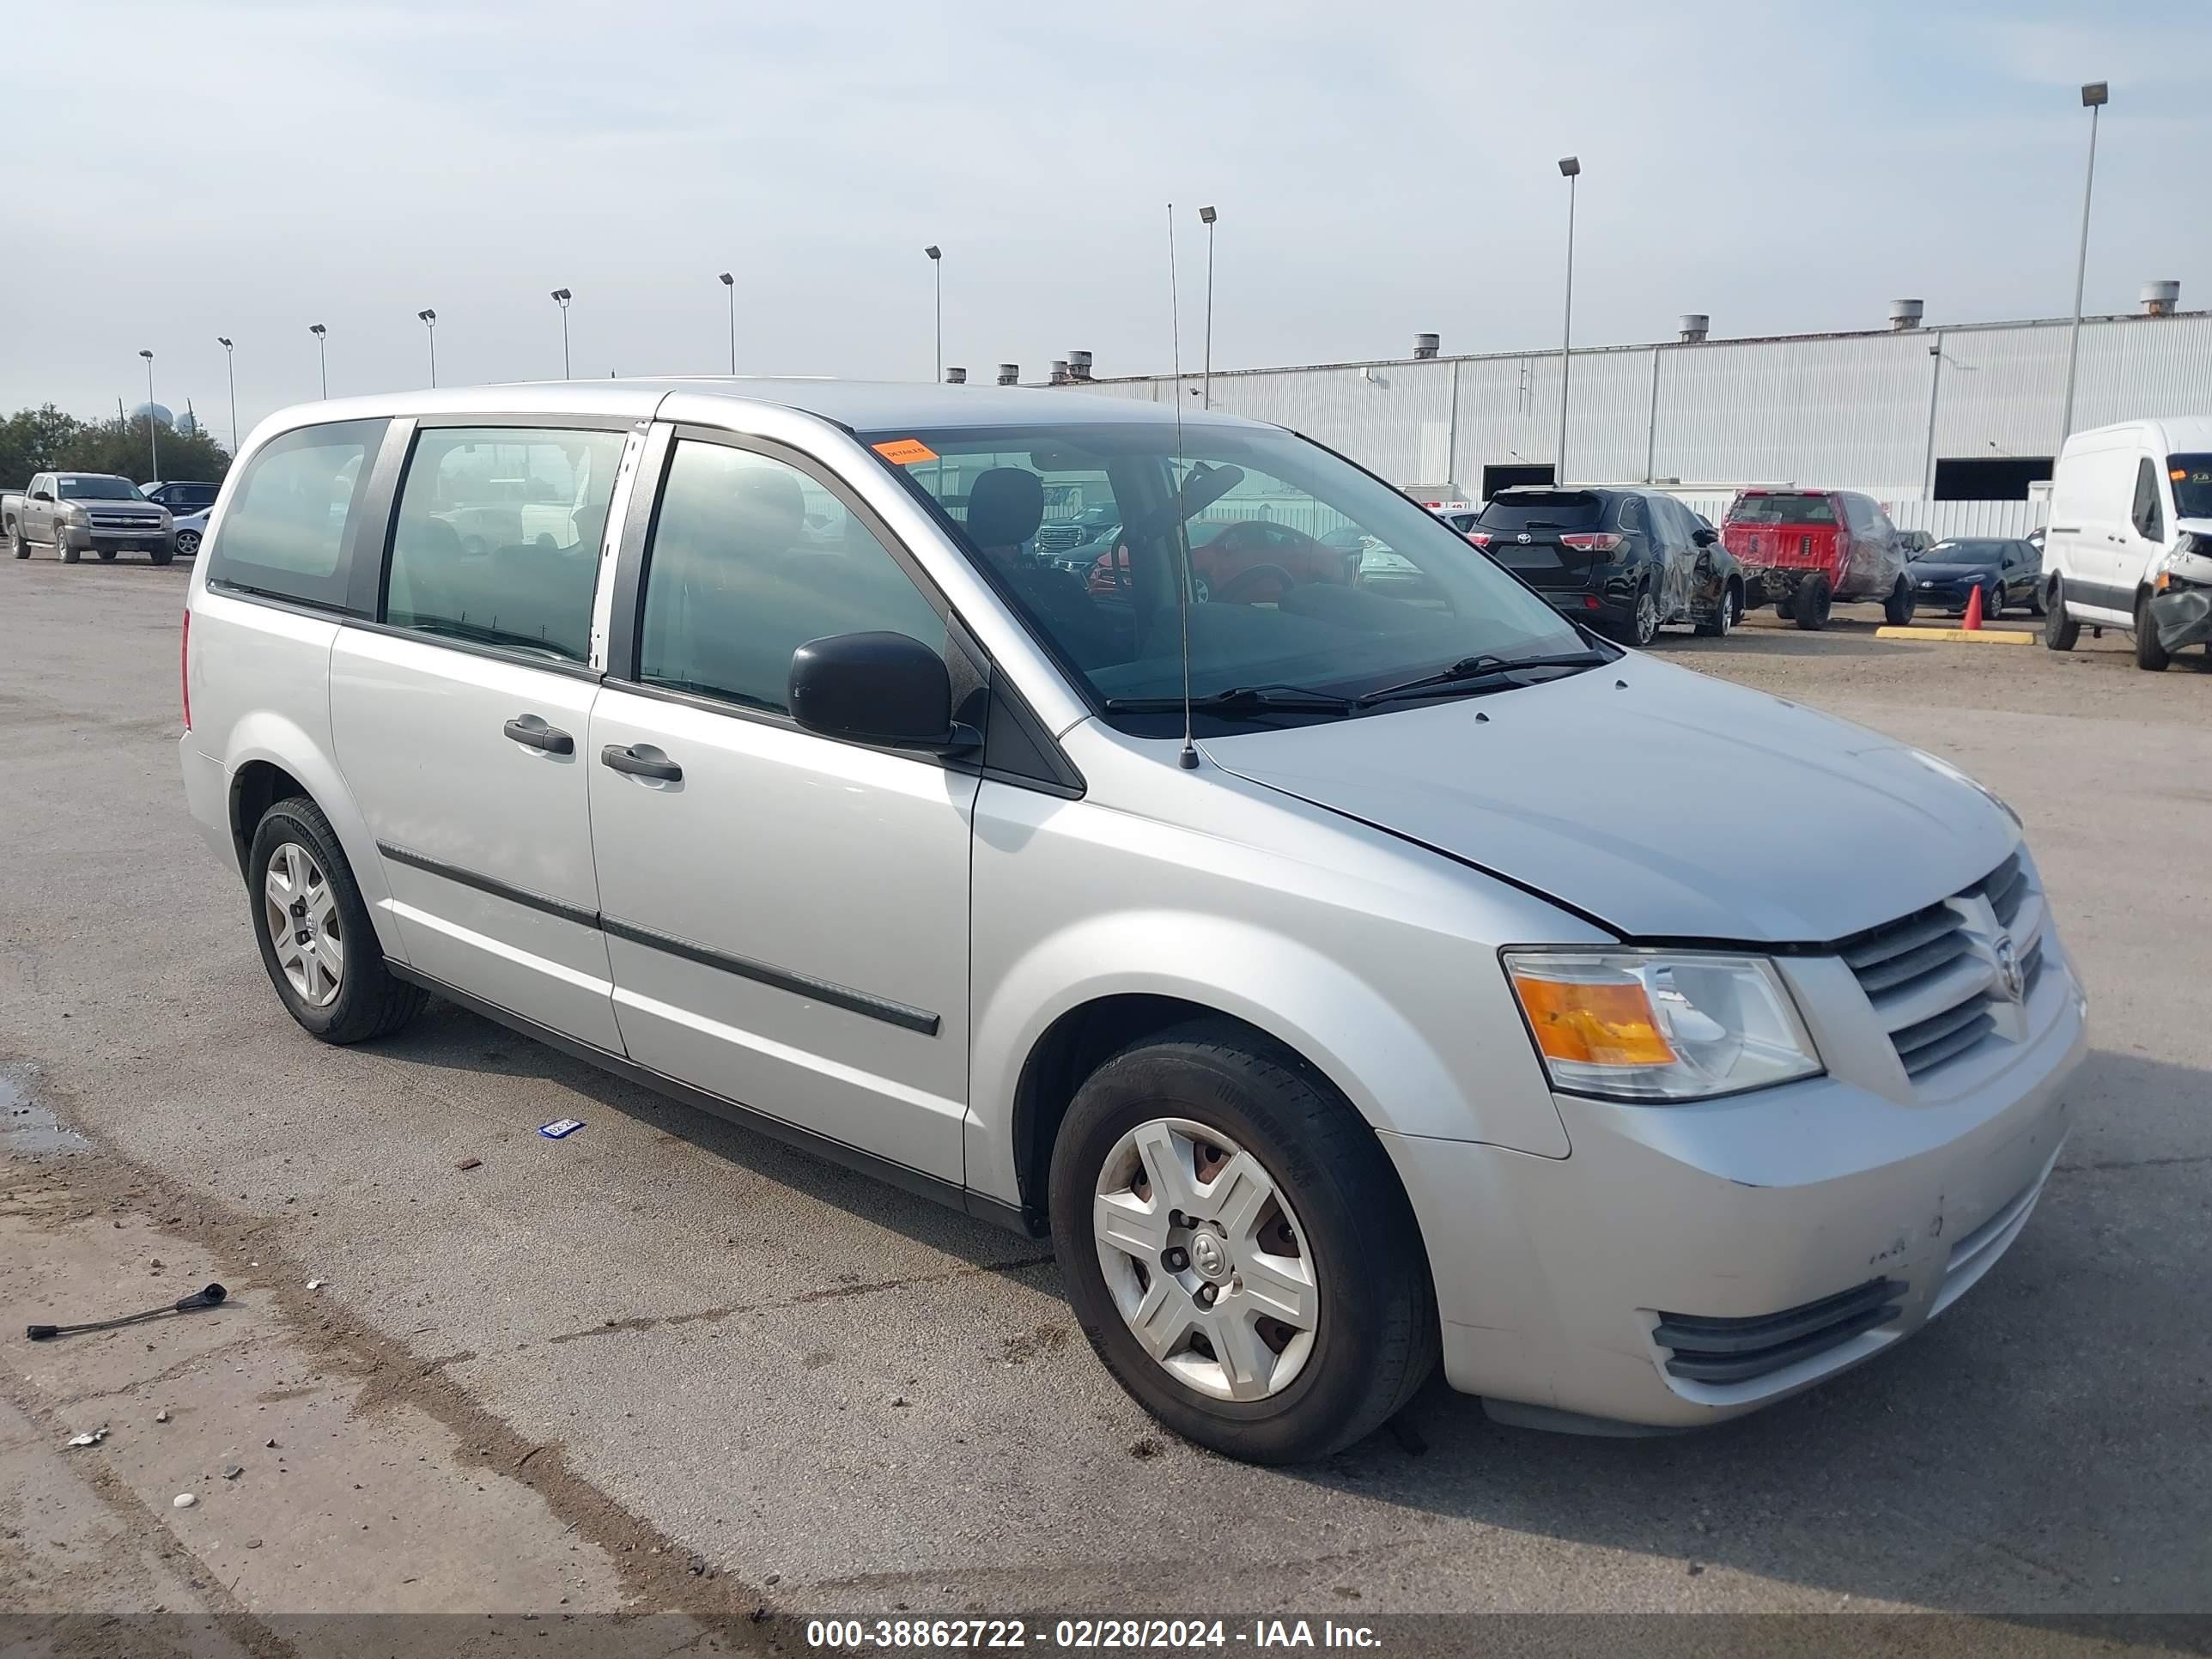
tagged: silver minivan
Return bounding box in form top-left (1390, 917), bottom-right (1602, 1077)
top-left (180, 380), bottom-right (2085, 1463)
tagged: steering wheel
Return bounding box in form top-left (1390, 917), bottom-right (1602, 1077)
top-left (1215, 563), bottom-right (1298, 605)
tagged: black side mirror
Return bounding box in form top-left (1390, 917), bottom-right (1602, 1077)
top-left (788, 631), bottom-right (978, 755)
top-left (1692, 526), bottom-right (1717, 547)
top-left (32, 489), bottom-right (52, 503)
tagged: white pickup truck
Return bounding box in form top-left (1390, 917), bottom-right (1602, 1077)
top-left (3, 471), bottom-right (176, 564)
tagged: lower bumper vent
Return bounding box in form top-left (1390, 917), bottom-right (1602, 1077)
top-left (1654, 1278), bottom-right (1903, 1384)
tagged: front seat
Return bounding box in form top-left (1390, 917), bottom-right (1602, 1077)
top-left (964, 468), bottom-right (1126, 668)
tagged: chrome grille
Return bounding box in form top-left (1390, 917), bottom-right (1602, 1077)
top-left (1844, 852), bottom-right (2046, 1083)
top-left (88, 512), bottom-right (162, 531)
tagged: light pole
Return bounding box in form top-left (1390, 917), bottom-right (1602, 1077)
top-left (924, 246), bottom-right (942, 383)
top-left (2058, 82), bottom-right (2107, 450)
top-left (1556, 156), bottom-right (1580, 486)
top-left (216, 337), bottom-right (237, 454)
top-left (417, 309), bottom-right (438, 387)
top-left (137, 350), bottom-right (159, 479)
top-left (308, 325), bottom-right (327, 398)
top-left (550, 289), bottom-right (572, 378)
top-left (1199, 206), bottom-right (1218, 410)
top-left (718, 273), bottom-right (735, 374)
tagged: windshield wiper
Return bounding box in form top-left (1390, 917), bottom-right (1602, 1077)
top-left (1358, 650), bottom-right (1611, 707)
top-left (1103, 683), bottom-right (1358, 717)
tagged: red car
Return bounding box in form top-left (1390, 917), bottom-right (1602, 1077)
top-left (1089, 519), bottom-right (1358, 604)
top-left (1721, 489), bottom-right (1915, 630)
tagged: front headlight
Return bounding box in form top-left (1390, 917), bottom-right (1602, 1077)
top-left (1503, 949), bottom-right (1822, 1103)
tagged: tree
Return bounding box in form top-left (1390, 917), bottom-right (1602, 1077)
top-left (0, 405), bottom-right (84, 485)
top-left (0, 404), bottom-right (233, 487)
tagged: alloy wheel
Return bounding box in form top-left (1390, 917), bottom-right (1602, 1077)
top-left (1092, 1118), bottom-right (1318, 1401)
top-left (264, 842), bottom-right (343, 1008)
top-left (1635, 588), bottom-right (1660, 646)
top-left (176, 530), bottom-right (200, 556)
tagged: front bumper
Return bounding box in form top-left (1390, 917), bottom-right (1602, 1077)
top-left (1384, 936), bottom-right (2085, 1431)
top-left (58, 524), bottom-right (173, 554)
top-left (2150, 583), bottom-right (2212, 652)
top-left (1916, 577), bottom-right (1997, 613)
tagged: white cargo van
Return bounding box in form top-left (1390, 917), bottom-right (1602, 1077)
top-left (2041, 416), bottom-right (2212, 669)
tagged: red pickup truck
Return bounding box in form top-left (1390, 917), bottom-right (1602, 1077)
top-left (1721, 489), bottom-right (1914, 629)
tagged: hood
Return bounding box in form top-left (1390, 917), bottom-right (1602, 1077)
top-left (1200, 657), bottom-right (2016, 943)
top-left (1911, 560), bottom-right (1999, 580)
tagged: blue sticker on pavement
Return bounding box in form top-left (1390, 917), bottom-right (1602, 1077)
top-left (538, 1118), bottom-right (586, 1139)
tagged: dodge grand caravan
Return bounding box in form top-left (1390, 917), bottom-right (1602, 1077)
top-left (180, 381), bottom-right (2085, 1463)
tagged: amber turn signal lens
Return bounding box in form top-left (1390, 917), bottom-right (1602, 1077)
top-left (1511, 974), bottom-right (1678, 1068)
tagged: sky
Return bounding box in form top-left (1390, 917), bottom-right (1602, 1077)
top-left (4, 0), bottom-right (2208, 449)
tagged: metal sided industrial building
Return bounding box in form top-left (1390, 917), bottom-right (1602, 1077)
top-left (1060, 286), bottom-right (2210, 538)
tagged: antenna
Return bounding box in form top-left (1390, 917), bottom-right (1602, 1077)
top-left (1168, 203), bottom-right (1199, 770)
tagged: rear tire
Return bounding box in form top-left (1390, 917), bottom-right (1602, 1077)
top-left (1048, 1022), bottom-right (1437, 1465)
top-left (246, 796), bottom-right (427, 1044)
top-left (2044, 579), bottom-right (2079, 651)
top-left (2135, 593), bottom-right (2171, 672)
top-left (1624, 581), bottom-right (1662, 647)
top-left (1882, 578), bottom-right (1916, 627)
top-left (1793, 574), bottom-right (1832, 630)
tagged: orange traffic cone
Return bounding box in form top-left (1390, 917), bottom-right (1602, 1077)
top-left (1962, 583), bottom-right (1984, 631)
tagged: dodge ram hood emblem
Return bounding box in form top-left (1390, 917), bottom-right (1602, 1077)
top-left (1994, 934), bottom-right (2025, 1004)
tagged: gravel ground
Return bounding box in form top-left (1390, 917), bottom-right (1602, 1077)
top-left (2, 556), bottom-right (2207, 1636)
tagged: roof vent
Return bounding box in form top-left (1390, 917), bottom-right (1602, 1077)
top-left (1889, 299), bottom-right (1924, 331)
top-left (1067, 349), bottom-right (1094, 382)
top-left (1048, 360), bottom-right (1071, 386)
top-left (1413, 332), bottom-right (1440, 359)
top-left (944, 366), bottom-right (967, 385)
top-left (2142, 279), bottom-right (2180, 317)
top-left (996, 363), bottom-right (1019, 386)
top-left (1678, 313), bottom-right (1710, 343)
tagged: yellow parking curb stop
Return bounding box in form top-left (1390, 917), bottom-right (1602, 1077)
top-left (1875, 627), bottom-right (2037, 645)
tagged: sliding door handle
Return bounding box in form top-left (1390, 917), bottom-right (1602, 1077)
top-left (503, 714), bottom-right (574, 755)
top-left (600, 743), bottom-right (683, 782)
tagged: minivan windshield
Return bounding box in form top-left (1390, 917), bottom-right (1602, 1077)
top-left (867, 422), bottom-right (1594, 724)
top-left (2170, 455), bottom-right (2212, 520)
top-left (1727, 493), bottom-right (1837, 525)
top-left (57, 476), bottom-right (145, 501)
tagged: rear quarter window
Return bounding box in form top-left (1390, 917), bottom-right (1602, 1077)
top-left (206, 420), bottom-right (387, 611)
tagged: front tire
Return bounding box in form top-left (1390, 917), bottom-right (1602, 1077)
top-left (1883, 578), bottom-right (1916, 627)
top-left (1793, 574), bottom-right (1832, 630)
top-left (2044, 578), bottom-right (2080, 650)
top-left (97, 547), bottom-right (118, 562)
top-left (149, 541), bottom-right (175, 566)
top-left (9, 523), bottom-right (25, 559)
top-left (59, 536), bottom-right (80, 564)
top-left (1049, 1023), bottom-right (1437, 1465)
top-left (1692, 580), bottom-right (1741, 637)
top-left (246, 796), bottom-right (427, 1044)
top-left (2135, 593), bottom-right (2171, 672)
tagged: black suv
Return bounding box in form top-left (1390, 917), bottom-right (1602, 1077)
top-left (1469, 487), bottom-right (1745, 645)
top-left (141, 480), bottom-right (221, 514)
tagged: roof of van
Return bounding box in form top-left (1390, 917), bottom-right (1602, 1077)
top-left (2063, 416), bottom-right (2212, 453)
top-left (252, 379), bottom-right (1273, 436)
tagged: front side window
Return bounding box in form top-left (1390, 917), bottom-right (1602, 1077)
top-left (2131, 457), bottom-right (2166, 543)
top-left (205, 420), bottom-right (384, 609)
top-left (872, 422), bottom-right (1591, 726)
top-left (384, 426), bottom-right (625, 663)
top-left (635, 441), bottom-right (946, 716)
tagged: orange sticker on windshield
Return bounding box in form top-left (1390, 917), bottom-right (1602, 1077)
top-left (872, 438), bottom-right (938, 465)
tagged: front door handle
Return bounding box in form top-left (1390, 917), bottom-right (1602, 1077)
top-left (503, 714), bottom-right (574, 755)
top-left (600, 743), bottom-right (682, 782)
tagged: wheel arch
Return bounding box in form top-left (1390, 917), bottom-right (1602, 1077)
top-left (1006, 994), bottom-right (1421, 1234)
top-left (218, 719), bottom-right (405, 962)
